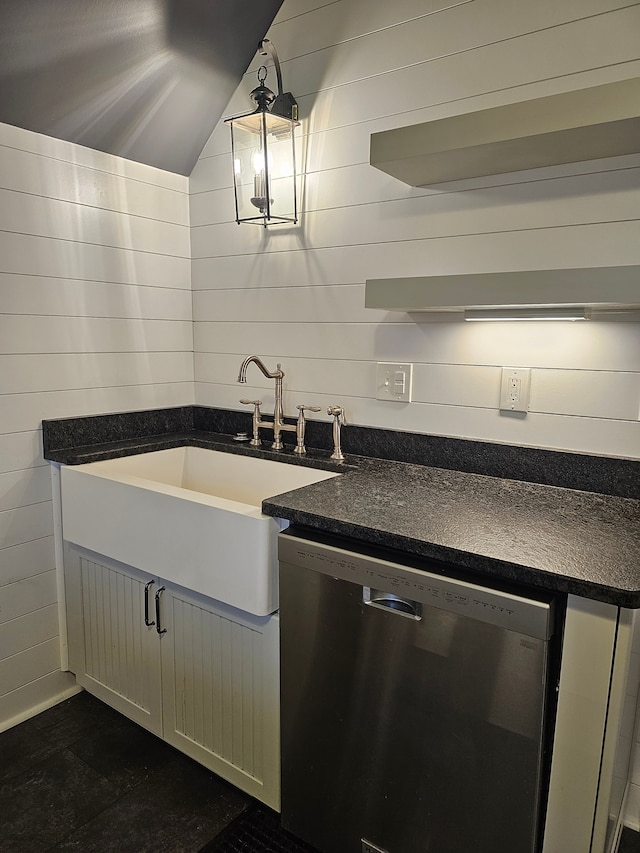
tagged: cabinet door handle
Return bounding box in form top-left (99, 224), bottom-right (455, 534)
top-left (144, 581), bottom-right (156, 626)
top-left (154, 586), bottom-right (167, 635)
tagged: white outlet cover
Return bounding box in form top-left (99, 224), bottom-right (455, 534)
top-left (500, 367), bottom-right (531, 413)
top-left (376, 363), bottom-right (413, 402)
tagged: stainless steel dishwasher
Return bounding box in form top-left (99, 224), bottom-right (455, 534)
top-left (278, 527), bottom-right (558, 853)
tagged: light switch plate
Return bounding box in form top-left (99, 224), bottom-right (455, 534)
top-left (376, 363), bottom-right (413, 402)
top-left (500, 367), bottom-right (531, 412)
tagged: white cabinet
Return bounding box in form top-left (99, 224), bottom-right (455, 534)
top-left (160, 577), bottom-right (280, 807)
top-left (64, 545), bottom-right (280, 809)
top-left (65, 548), bottom-right (162, 733)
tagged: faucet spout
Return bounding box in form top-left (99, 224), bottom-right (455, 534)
top-left (237, 355), bottom-right (284, 384)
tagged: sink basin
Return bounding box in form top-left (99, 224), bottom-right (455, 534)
top-left (60, 447), bottom-right (339, 615)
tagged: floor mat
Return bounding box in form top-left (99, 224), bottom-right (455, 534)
top-left (203, 805), bottom-right (320, 853)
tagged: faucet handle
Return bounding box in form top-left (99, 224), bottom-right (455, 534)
top-left (293, 405), bottom-right (321, 455)
top-left (327, 405), bottom-right (347, 425)
top-left (240, 399), bottom-right (262, 446)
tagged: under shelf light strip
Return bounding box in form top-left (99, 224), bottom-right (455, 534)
top-left (464, 308), bottom-right (592, 322)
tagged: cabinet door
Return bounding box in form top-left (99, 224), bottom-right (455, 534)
top-left (65, 546), bottom-right (162, 735)
top-left (159, 583), bottom-right (280, 810)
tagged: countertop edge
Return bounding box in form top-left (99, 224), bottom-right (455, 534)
top-left (262, 501), bottom-right (640, 608)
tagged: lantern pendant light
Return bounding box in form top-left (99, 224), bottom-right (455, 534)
top-left (224, 40), bottom-right (299, 227)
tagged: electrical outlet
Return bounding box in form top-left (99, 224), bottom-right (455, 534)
top-left (500, 367), bottom-right (531, 413)
top-left (376, 363), bottom-right (413, 402)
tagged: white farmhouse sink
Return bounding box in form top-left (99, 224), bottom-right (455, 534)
top-left (60, 447), bottom-right (339, 616)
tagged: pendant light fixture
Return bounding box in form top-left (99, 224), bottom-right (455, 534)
top-left (225, 39), bottom-right (299, 227)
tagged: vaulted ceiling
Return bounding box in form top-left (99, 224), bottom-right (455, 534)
top-left (0, 0), bottom-right (284, 174)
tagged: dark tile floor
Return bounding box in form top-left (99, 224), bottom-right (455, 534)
top-left (2, 691), bottom-right (640, 852)
top-left (0, 691), bottom-right (315, 853)
top-left (621, 825), bottom-right (640, 853)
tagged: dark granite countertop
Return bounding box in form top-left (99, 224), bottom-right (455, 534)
top-left (43, 407), bottom-right (640, 608)
top-left (263, 456), bottom-right (640, 607)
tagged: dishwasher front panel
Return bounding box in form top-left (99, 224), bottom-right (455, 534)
top-left (279, 530), bottom-right (555, 853)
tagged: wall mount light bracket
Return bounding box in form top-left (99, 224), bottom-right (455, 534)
top-left (258, 39), bottom-right (298, 121)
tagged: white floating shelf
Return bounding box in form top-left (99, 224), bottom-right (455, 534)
top-left (364, 267), bottom-right (640, 317)
top-left (370, 78), bottom-right (640, 186)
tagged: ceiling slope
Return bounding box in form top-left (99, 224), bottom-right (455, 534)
top-left (0, 0), bottom-right (284, 175)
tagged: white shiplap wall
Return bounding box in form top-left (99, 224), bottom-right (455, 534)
top-left (189, 0), bottom-right (640, 828)
top-left (190, 0), bottom-right (640, 461)
top-left (0, 122), bottom-right (193, 731)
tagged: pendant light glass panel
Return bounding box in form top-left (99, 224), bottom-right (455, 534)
top-left (227, 110), bottom-right (298, 226)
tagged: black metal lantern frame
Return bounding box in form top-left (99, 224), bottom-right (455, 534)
top-left (225, 40), bottom-right (299, 227)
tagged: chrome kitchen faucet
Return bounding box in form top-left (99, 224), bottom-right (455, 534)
top-left (238, 355), bottom-right (322, 452)
top-left (238, 355), bottom-right (294, 450)
top-left (238, 355), bottom-right (339, 456)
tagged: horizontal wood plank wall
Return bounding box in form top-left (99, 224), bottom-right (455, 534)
top-left (190, 0), bottom-right (640, 462)
top-left (0, 122), bottom-right (193, 731)
top-left (190, 0), bottom-right (640, 827)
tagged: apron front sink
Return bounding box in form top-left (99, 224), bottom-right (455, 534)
top-left (60, 447), bottom-right (339, 615)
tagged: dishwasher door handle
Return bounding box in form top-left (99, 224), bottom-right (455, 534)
top-left (363, 587), bottom-right (422, 620)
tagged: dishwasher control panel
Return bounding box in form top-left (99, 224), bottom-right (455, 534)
top-left (279, 529), bottom-right (554, 640)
